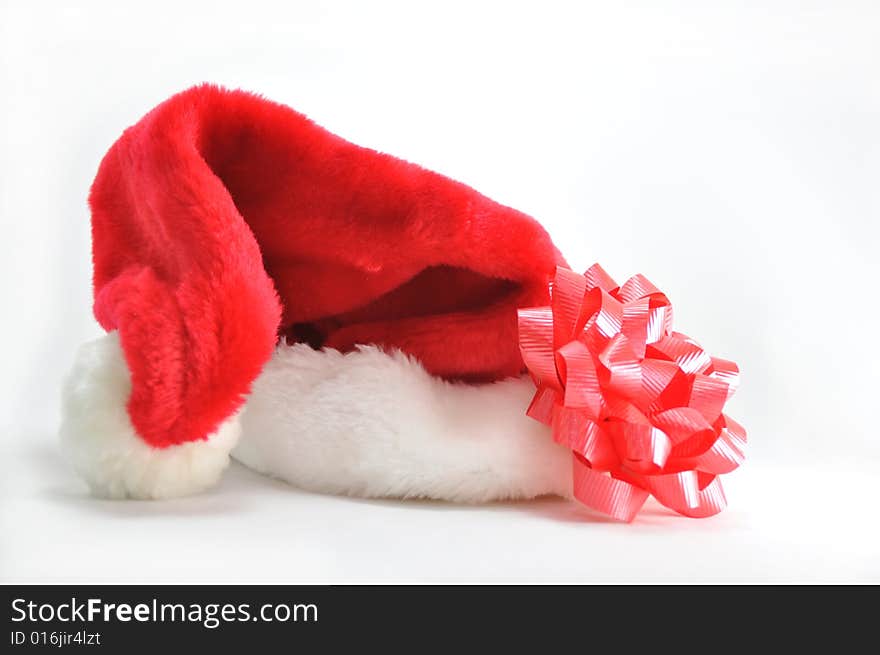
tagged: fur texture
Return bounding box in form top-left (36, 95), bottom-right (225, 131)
top-left (89, 84), bottom-right (565, 450)
top-left (62, 332), bottom-right (571, 501)
top-left (233, 343), bottom-right (572, 502)
top-left (60, 333), bottom-right (240, 499)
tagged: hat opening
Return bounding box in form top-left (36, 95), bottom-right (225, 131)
top-left (278, 264), bottom-right (521, 350)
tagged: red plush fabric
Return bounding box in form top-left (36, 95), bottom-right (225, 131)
top-left (89, 85), bottom-right (565, 448)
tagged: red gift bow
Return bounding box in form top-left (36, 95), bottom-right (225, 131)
top-left (518, 265), bottom-right (746, 522)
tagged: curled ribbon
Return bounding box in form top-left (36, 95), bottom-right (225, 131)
top-left (518, 265), bottom-right (746, 522)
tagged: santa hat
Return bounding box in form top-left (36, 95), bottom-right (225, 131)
top-left (60, 85), bottom-right (744, 521)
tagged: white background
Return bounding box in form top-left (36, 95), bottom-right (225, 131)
top-left (1, 1), bottom-right (878, 582)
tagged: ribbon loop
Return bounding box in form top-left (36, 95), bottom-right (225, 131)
top-left (572, 455), bottom-right (649, 523)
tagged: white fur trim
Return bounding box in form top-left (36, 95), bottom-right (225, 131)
top-left (59, 333), bottom-right (240, 499)
top-left (233, 344), bottom-right (572, 502)
top-left (60, 334), bottom-right (571, 502)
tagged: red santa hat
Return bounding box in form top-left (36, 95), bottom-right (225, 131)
top-left (60, 85), bottom-right (744, 520)
top-left (60, 84), bottom-right (572, 502)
